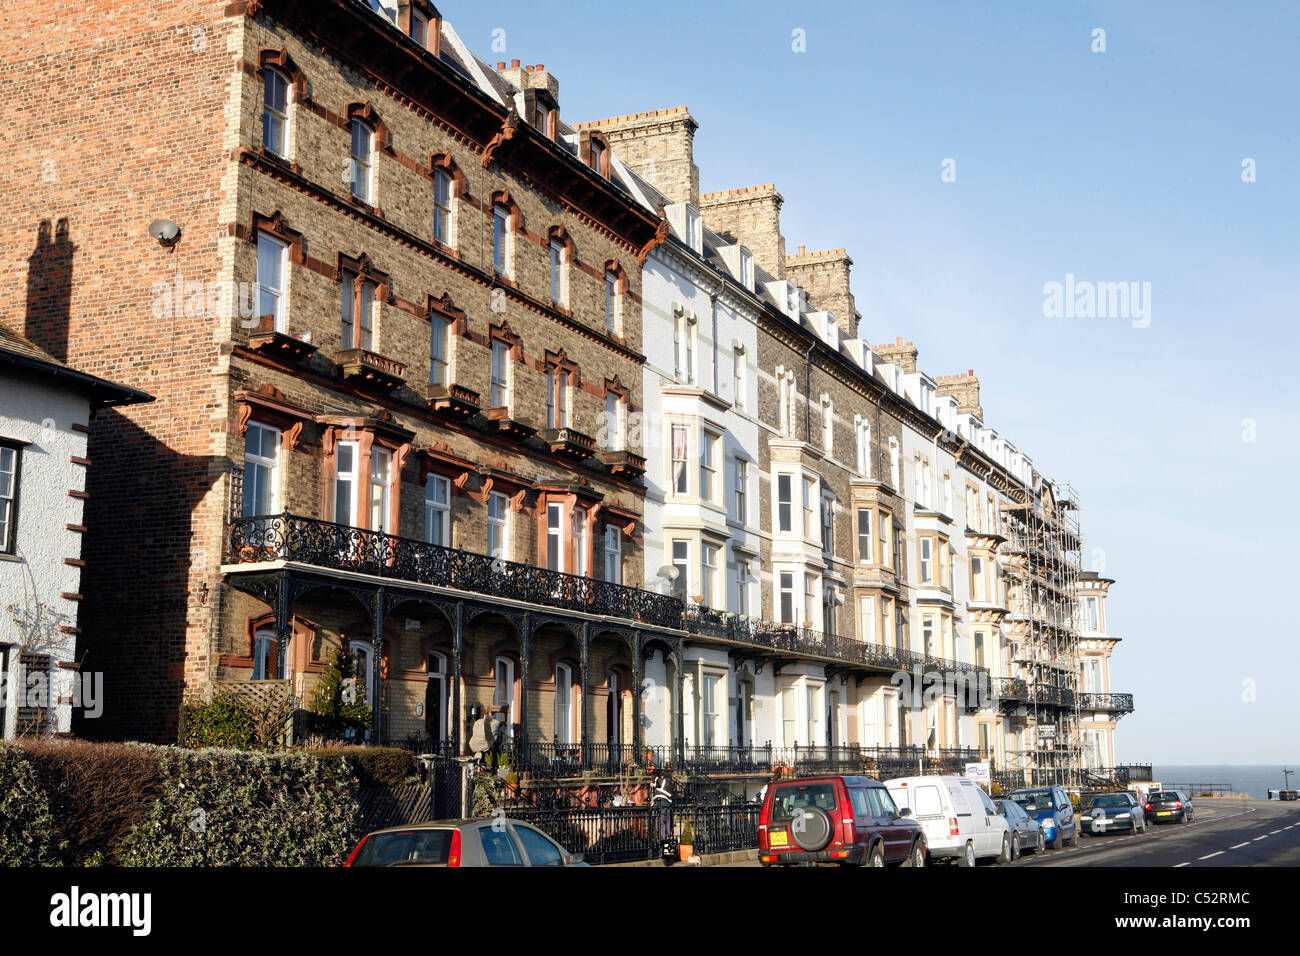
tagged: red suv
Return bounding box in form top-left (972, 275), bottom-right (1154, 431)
top-left (759, 775), bottom-right (927, 867)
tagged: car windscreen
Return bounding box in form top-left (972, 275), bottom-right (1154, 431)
top-left (1089, 794), bottom-right (1129, 808)
top-left (353, 829), bottom-right (453, 866)
top-left (1010, 791), bottom-right (1055, 812)
top-left (771, 782), bottom-right (837, 823)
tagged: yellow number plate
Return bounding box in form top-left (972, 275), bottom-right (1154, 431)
top-left (1157, 811), bottom-right (1171, 816)
top-left (770, 829), bottom-right (789, 847)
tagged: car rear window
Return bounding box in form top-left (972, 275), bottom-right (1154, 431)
top-left (352, 829), bottom-right (453, 866)
top-left (1090, 794), bottom-right (1129, 808)
top-left (1010, 791), bottom-right (1055, 812)
top-left (771, 782), bottom-right (837, 822)
top-left (1149, 792), bottom-right (1180, 804)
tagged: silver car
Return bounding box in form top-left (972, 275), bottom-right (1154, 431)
top-left (345, 818), bottom-right (589, 867)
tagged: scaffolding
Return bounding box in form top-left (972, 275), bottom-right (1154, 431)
top-left (999, 476), bottom-right (1084, 787)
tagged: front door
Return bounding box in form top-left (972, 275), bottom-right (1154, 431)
top-left (426, 652), bottom-right (447, 746)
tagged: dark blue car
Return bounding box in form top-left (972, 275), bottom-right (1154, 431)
top-left (1007, 786), bottom-right (1076, 849)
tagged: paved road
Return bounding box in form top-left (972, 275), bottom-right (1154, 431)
top-left (718, 798), bottom-right (1300, 867)
top-left (1019, 798), bottom-right (1300, 867)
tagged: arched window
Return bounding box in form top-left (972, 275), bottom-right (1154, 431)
top-left (349, 118), bottom-right (374, 203)
top-left (426, 651), bottom-right (448, 745)
top-left (493, 655), bottom-right (516, 737)
top-left (554, 662), bottom-right (573, 745)
top-left (252, 629), bottom-right (282, 680)
top-left (263, 68), bottom-right (290, 158)
top-left (349, 640), bottom-right (374, 706)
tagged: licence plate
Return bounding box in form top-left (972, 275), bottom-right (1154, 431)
top-left (770, 829), bottom-right (789, 847)
top-left (1157, 811), bottom-right (1171, 816)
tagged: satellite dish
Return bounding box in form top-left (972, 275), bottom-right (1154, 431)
top-left (656, 565), bottom-right (679, 581)
top-left (148, 219), bottom-right (181, 246)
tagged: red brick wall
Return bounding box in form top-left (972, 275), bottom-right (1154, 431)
top-left (0, 0), bottom-right (236, 740)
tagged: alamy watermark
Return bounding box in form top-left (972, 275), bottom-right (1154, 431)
top-left (1042, 273), bottom-right (1151, 328)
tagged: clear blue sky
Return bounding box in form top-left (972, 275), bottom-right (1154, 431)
top-left (449, 2), bottom-right (1298, 764)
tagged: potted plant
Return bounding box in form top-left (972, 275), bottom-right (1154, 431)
top-left (678, 819), bottom-right (695, 862)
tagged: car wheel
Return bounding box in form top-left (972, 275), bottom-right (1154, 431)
top-left (958, 840), bottom-right (976, 868)
top-left (868, 842), bottom-right (885, 867)
top-left (903, 838), bottom-right (927, 867)
top-left (997, 833), bottom-right (1011, 865)
top-left (1010, 833), bottom-right (1020, 861)
top-left (1035, 830), bottom-right (1045, 854)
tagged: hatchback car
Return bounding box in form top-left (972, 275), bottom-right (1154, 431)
top-left (996, 798), bottom-right (1045, 857)
top-left (1007, 786), bottom-right (1077, 849)
top-left (345, 819), bottom-right (589, 867)
top-left (1080, 792), bottom-right (1146, 835)
top-left (1145, 789), bottom-right (1194, 824)
top-left (759, 775), bottom-right (927, 867)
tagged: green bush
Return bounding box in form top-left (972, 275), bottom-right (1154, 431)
top-left (0, 745), bottom-right (59, 865)
top-left (302, 746), bottom-right (417, 788)
top-left (115, 747), bottom-right (360, 866)
top-left (181, 694), bottom-right (256, 750)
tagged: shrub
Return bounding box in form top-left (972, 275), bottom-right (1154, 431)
top-left (181, 693), bottom-right (256, 750)
top-left (115, 747), bottom-right (360, 866)
top-left (302, 746), bottom-right (418, 788)
top-left (18, 739), bottom-right (166, 865)
top-left (0, 744), bottom-right (58, 865)
top-left (307, 648), bottom-right (371, 738)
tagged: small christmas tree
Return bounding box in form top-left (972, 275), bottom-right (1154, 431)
top-left (309, 646), bottom-right (371, 738)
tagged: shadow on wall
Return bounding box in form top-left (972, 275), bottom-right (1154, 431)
top-left (24, 219), bottom-right (75, 364)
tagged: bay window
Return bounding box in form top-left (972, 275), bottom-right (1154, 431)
top-left (670, 426), bottom-right (688, 495)
top-left (856, 508), bottom-right (872, 563)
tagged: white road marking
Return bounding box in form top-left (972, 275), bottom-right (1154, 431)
top-left (1270, 829), bottom-right (1283, 834)
top-left (1253, 835), bottom-right (1269, 841)
top-left (1198, 851), bottom-right (1225, 860)
top-left (1173, 862), bottom-right (1190, 867)
top-left (1230, 842), bottom-right (1251, 849)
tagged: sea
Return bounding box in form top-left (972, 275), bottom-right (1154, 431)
top-left (1152, 765), bottom-right (1300, 799)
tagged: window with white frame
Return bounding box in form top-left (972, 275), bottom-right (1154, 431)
top-left (854, 416), bottom-right (871, 477)
top-left (699, 429), bottom-right (718, 503)
top-left (424, 474), bottom-right (450, 546)
top-left (856, 508), bottom-right (872, 563)
top-left (780, 683), bottom-right (796, 747)
top-left (701, 543), bottom-right (718, 608)
top-left (554, 662), bottom-right (573, 744)
top-left (859, 595), bottom-right (876, 643)
top-left (243, 423), bottom-right (280, 518)
top-left (804, 574), bottom-right (816, 627)
top-left (805, 683), bottom-right (821, 745)
top-left (603, 525), bottom-right (622, 584)
top-left (492, 205), bottom-right (511, 276)
top-left (333, 440), bottom-right (360, 527)
top-left (732, 346), bottom-right (746, 408)
top-left (340, 269), bottom-right (376, 351)
top-left (490, 339), bottom-right (510, 408)
top-left (778, 571), bottom-right (795, 624)
top-left (493, 656), bottom-right (515, 730)
top-left (674, 310), bottom-right (694, 383)
top-left (701, 673), bottom-right (720, 747)
top-left (821, 395), bottom-right (834, 452)
top-left (369, 447), bottom-right (392, 534)
top-left (670, 425), bottom-right (689, 495)
top-left (776, 473), bottom-right (792, 533)
top-left (802, 477), bottom-right (816, 538)
top-left (671, 539), bottom-right (690, 601)
top-left (604, 270), bottom-right (619, 334)
top-left (429, 314), bottom-right (449, 386)
top-left (263, 69), bottom-right (290, 158)
top-left (487, 491), bottom-right (508, 560)
top-left (919, 538), bottom-right (933, 585)
top-left (253, 630), bottom-right (281, 681)
top-left (549, 238), bottom-right (566, 307)
top-left (349, 118), bottom-right (374, 203)
top-left (433, 169), bottom-right (453, 245)
top-left (736, 558), bottom-right (750, 617)
top-left (971, 555), bottom-right (986, 602)
top-left (572, 506), bottom-right (589, 577)
top-left (256, 232), bottom-right (288, 332)
top-left (733, 458), bottom-right (748, 524)
top-left (545, 366), bottom-right (569, 429)
top-left (0, 443), bottom-right (17, 555)
top-left (1083, 596), bottom-right (1100, 632)
top-left (821, 497), bottom-right (833, 553)
top-left (546, 503), bottom-right (565, 571)
top-left (604, 391), bottom-right (624, 451)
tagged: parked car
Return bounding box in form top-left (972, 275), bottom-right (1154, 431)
top-left (885, 775), bottom-right (1012, 866)
top-left (1145, 789), bottom-right (1194, 824)
top-left (996, 798), bottom-right (1045, 857)
top-left (345, 819), bottom-right (589, 867)
top-left (759, 775), bottom-right (927, 867)
top-left (1007, 786), bottom-right (1077, 849)
top-left (1080, 792), bottom-right (1146, 835)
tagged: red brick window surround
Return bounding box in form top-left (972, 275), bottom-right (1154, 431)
top-left (579, 129), bottom-right (612, 178)
top-left (489, 190), bottom-right (523, 281)
top-left (426, 292), bottom-right (467, 389)
top-left (546, 225), bottom-right (575, 311)
top-left (488, 320), bottom-right (522, 410)
top-left (256, 49), bottom-right (306, 164)
top-left (543, 349), bottom-right (580, 430)
top-left (346, 103), bottom-right (389, 207)
top-left (603, 258), bottom-right (627, 338)
top-left (322, 422), bottom-right (411, 535)
top-left (427, 153), bottom-right (465, 250)
top-left (402, 1), bottom-right (442, 54)
top-left (602, 376), bottom-right (630, 452)
top-left (535, 487), bottom-right (602, 577)
top-left (337, 253), bottom-right (391, 353)
top-left (248, 211), bottom-right (304, 333)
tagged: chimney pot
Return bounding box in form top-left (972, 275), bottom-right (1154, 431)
top-left (536, 64), bottom-right (544, 71)
top-left (511, 58), bottom-right (520, 68)
top-left (798, 244), bottom-right (806, 255)
top-left (896, 336), bottom-right (903, 345)
top-left (497, 62), bottom-right (506, 70)
top-left (968, 369), bottom-right (975, 376)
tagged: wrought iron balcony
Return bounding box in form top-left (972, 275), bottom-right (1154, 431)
top-left (228, 513), bottom-right (683, 629)
top-left (993, 677), bottom-right (1032, 704)
top-left (1077, 692), bottom-right (1134, 713)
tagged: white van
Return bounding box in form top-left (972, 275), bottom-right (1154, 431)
top-left (885, 775), bottom-right (1011, 866)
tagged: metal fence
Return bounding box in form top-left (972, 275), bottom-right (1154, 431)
top-left (355, 755), bottom-right (468, 836)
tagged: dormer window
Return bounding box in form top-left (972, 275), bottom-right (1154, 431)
top-left (684, 207), bottom-right (702, 253)
top-left (590, 140), bottom-right (605, 174)
top-left (262, 69), bottom-right (290, 158)
top-left (739, 248), bottom-right (754, 289)
top-left (410, 10), bottom-right (429, 46)
top-left (535, 101), bottom-right (554, 139)
top-left (349, 118), bottom-right (374, 203)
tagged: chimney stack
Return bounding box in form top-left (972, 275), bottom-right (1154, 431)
top-left (698, 184), bottom-right (786, 279)
top-left (785, 246), bottom-right (857, 339)
top-left (936, 370), bottom-right (983, 419)
top-left (574, 106), bottom-right (699, 206)
top-left (498, 61), bottom-right (559, 101)
top-left (871, 336), bottom-right (919, 373)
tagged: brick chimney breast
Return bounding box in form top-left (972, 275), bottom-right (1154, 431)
top-left (786, 246), bottom-right (856, 338)
top-left (936, 370), bottom-right (983, 419)
top-left (871, 337), bottom-right (918, 373)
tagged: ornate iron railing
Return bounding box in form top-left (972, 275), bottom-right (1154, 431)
top-left (229, 513), bottom-right (684, 629)
top-left (1077, 692), bottom-right (1134, 713)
